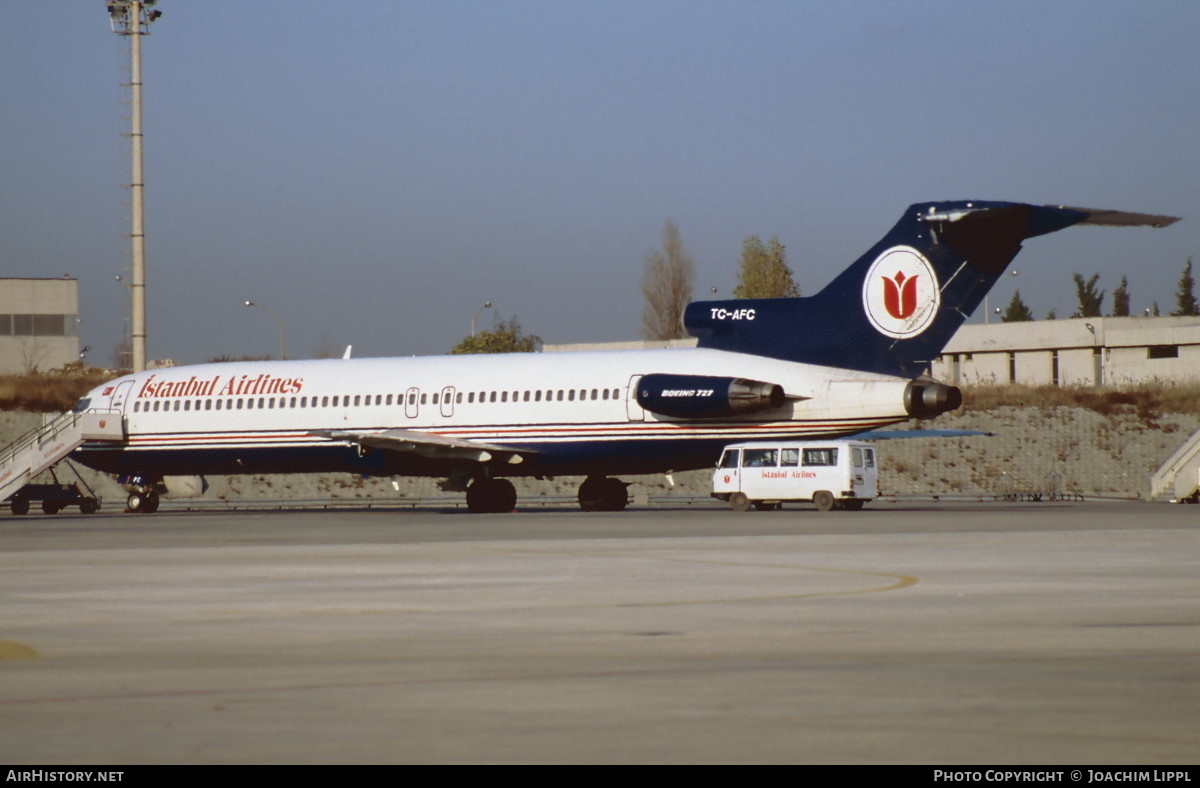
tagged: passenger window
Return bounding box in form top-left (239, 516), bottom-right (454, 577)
top-left (433, 393), bottom-right (440, 405)
top-left (802, 448), bottom-right (838, 467)
top-left (781, 448), bottom-right (800, 466)
top-left (853, 448), bottom-right (863, 468)
top-left (743, 449), bottom-right (778, 467)
top-left (719, 450), bottom-right (740, 469)
top-left (864, 448), bottom-right (875, 468)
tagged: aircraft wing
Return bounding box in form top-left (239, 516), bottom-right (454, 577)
top-left (853, 429), bottom-right (994, 440)
top-left (310, 428), bottom-right (536, 465)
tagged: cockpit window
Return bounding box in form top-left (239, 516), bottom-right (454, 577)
top-left (71, 398), bottom-right (91, 413)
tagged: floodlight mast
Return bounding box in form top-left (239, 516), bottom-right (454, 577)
top-left (107, 1), bottom-right (162, 372)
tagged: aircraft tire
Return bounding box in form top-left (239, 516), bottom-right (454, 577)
top-left (578, 476), bottom-right (627, 512)
top-left (127, 491), bottom-right (159, 514)
top-left (467, 479), bottom-right (517, 513)
top-left (812, 490), bottom-right (835, 512)
top-left (729, 492), bottom-right (752, 512)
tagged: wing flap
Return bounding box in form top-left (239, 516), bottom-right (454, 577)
top-left (311, 428), bottom-right (535, 465)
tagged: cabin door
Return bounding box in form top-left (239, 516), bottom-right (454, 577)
top-left (625, 375), bottom-right (645, 422)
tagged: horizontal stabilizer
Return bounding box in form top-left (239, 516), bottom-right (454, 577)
top-left (1050, 207), bottom-right (1179, 229)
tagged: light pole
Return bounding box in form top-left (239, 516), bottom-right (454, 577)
top-left (984, 269), bottom-right (1019, 324)
top-left (107, 1), bottom-right (162, 373)
top-left (244, 301), bottom-right (287, 360)
top-left (471, 301), bottom-right (493, 337)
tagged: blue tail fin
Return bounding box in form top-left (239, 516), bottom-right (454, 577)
top-left (685, 201), bottom-right (1178, 378)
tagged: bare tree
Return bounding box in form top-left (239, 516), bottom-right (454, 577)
top-left (640, 221), bottom-right (695, 340)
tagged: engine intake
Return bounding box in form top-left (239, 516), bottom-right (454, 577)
top-left (636, 374), bottom-right (785, 419)
top-left (904, 379), bottom-right (963, 418)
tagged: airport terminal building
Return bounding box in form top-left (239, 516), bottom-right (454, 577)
top-left (932, 316), bottom-right (1200, 387)
top-left (0, 277), bottom-right (80, 374)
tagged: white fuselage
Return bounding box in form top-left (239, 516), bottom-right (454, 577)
top-left (73, 347), bottom-right (913, 479)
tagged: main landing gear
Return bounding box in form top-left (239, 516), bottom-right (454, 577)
top-left (577, 476), bottom-right (629, 512)
top-left (461, 475), bottom-right (630, 513)
top-left (465, 478), bottom-right (517, 514)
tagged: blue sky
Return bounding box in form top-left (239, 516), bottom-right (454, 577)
top-left (3, 1), bottom-right (1198, 364)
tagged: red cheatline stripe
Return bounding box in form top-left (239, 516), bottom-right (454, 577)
top-left (99, 418), bottom-right (899, 451)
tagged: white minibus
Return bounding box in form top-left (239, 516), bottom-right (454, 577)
top-left (712, 440), bottom-right (878, 512)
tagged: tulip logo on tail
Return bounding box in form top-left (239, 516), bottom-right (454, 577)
top-left (862, 246), bottom-right (940, 339)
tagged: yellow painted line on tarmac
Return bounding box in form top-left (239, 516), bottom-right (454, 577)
top-left (618, 562), bottom-right (918, 607)
top-left (0, 640), bottom-right (38, 660)
top-left (491, 545), bottom-right (920, 608)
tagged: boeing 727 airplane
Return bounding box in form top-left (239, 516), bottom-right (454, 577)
top-left (66, 201), bottom-right (1177, 513)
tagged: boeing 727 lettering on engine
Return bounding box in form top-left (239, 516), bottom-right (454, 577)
top-left (67, 201), bottom-right (1177, 513)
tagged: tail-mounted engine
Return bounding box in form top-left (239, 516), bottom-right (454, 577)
top-left (636, 374), bottom-right (786, 419)
top-left (904, 379), bottom-right (963, 418)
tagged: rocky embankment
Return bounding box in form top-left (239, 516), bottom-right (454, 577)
top-left (3, 405), bottom-right (1197, 507)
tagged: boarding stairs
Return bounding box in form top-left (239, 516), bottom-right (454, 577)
top-left (0, 412), bottom-right (125, 504)
top-left (1150, 425), bottom-right (1200, 502)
